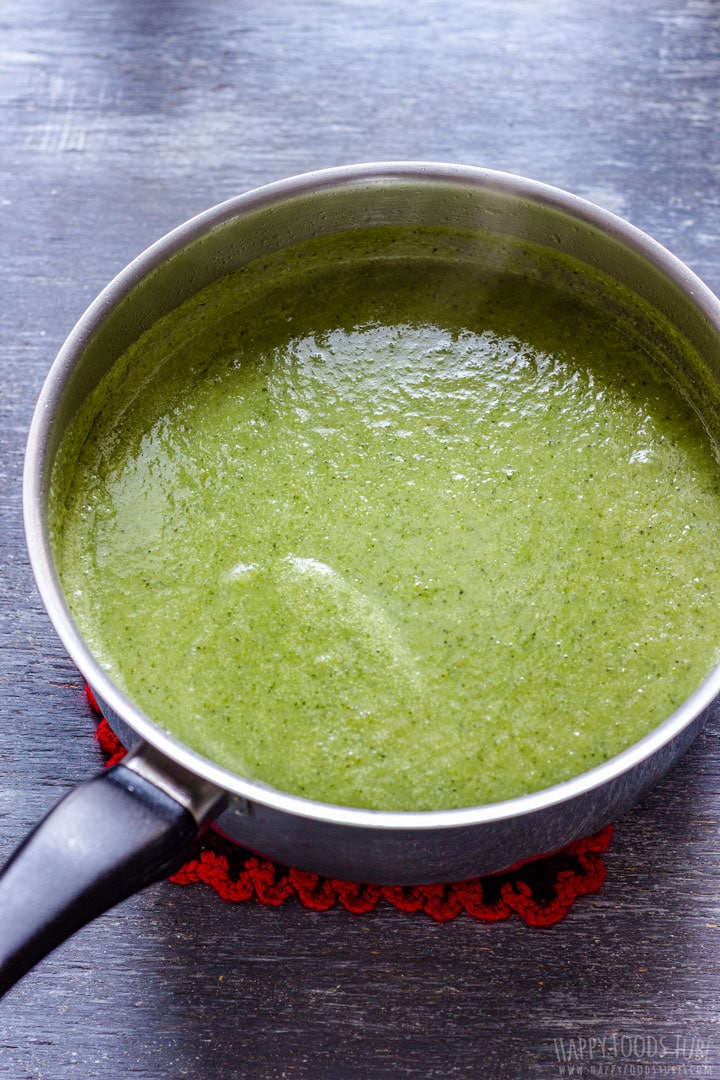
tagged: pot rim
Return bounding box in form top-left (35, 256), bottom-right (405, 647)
top-left (23, 160), bottom-right (720, 832)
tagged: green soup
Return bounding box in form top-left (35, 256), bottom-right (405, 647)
top-left (51, 225), bottom-right (720, 811)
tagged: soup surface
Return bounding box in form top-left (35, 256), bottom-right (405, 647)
top-left (52, 226), bottom-right (720, 810)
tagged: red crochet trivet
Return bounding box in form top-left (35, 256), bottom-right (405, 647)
top-left (87, 686), bottom-right (612, 927)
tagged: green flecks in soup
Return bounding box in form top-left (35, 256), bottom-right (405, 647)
top-left (52, 225), bottom-right (720, 811)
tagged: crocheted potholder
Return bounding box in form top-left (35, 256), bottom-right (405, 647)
top-left (88, 686), bottom-right (612, 927)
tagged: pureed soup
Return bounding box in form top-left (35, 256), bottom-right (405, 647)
top-left (51, 225), bottom-right (720, 811)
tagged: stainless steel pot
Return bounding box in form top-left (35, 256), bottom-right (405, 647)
top-left (3, 162), bottom-right (720, 996)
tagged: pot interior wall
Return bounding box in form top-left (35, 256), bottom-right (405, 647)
top-left (48, 176), bottom-right (720, 486)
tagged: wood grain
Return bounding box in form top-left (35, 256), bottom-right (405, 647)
top-left (2, 1), bottom-right (720, 1077)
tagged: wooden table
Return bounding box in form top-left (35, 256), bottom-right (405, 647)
top-left (2, 1), bottom-right (720, 1077)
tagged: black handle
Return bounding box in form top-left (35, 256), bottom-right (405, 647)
top-left (0, 760), bottom-right (203, 998)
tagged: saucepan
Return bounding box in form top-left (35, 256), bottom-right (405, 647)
top-left (3, 162), bottom-right (720, 997)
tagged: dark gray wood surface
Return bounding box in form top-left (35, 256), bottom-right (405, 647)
top-left (2, 1), bottom-right (720, 1077)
